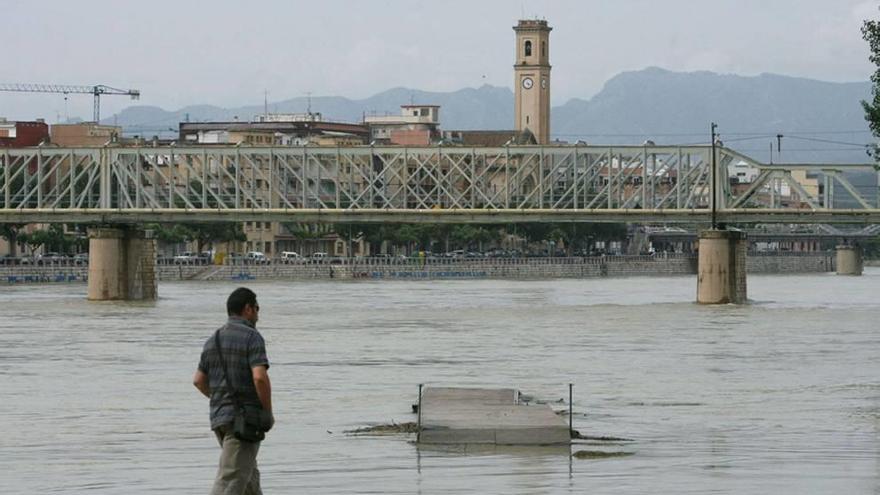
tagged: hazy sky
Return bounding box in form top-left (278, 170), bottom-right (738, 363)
top-left (2, 0), bottom-right (878, 122)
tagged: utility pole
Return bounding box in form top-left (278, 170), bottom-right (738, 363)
top-left (710, 122), bottom-right (718, 230)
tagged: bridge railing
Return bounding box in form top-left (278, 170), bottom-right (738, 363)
top-left (213, 254), bottom-right (699, 267)
top-left (0, 252), bottom-right (838, 271)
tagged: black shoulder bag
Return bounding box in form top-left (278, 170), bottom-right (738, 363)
top-left (214, 329), bottom-right (273, 442)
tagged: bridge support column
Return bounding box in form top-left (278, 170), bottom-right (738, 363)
top-left (835, 245), bottom-right (863, 276)
top-left (87, 226), bottom-right (157, 301)
top-left (697, 230), bottom-right (747, 304)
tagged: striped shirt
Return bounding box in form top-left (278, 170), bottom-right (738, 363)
top-left (198, 316), bottom-right (270, 429)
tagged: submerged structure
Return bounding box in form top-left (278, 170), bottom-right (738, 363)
top-left (417, 387), bottom-right (571, 445)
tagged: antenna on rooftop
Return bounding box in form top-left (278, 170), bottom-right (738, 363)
top-left (306, 91), bottom-right (313, 116)
top-left (264, 89), bottom-right (269, 117)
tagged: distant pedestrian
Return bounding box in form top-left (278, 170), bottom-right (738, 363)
top-left (193, 287), bottom-right (274, 495)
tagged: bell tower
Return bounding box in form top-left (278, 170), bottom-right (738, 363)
top-left (513, 19), bottom-right (551, 144)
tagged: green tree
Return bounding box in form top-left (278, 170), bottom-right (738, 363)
top-left (0, 224), bottom-right (25, 257)
top-left (514, 223), bottom-right (556, 244)
top-left (863, 236), bottom-right (880, 259)
top-left (149, 222), bottom-right (245, 253)
top-left (148, 223), bottom-right (190, 245)
top-left (186, 223), bottom-right (246, 254)
top-left (863, 13), bottom-right (880, 157)
top-left (20, 224), bottom-right (76, 255)
top-left (507, 222), bottom-right (627, 254)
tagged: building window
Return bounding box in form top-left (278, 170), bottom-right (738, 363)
top-left (526, 115), bottom-right (530, 124)
top-left (542, 41), bottom-right (546, 57)
top-left (524, 40), bottom-right (532, 57)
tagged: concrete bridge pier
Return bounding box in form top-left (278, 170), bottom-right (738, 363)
top-left (87, 226), bottom-right (157, 301)
top-left (835, 245), bottom-right (863, 276)
top-left (697, 230), bottom-right (748, 304)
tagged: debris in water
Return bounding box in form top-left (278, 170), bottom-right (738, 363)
top-left (572, 450), bottom-right (634, 459)
top-left (345, 422), bottom-right (419, 436)
top-left (521, 394), bottom-right (566, 405)
top-left (570, 430), bottom-right (634, 442)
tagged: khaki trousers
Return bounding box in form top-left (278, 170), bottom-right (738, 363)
top-left (211, 425), bottom-right (262, 495)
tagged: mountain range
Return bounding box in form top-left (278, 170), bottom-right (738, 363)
top-left (109, 67), bottom-right (874, 164)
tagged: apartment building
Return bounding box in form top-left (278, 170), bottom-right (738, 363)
top-left (364, 105), bottom-right (441, 145)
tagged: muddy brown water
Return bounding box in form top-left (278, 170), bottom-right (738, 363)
top-left (2, 271), bottom-right (880, 494)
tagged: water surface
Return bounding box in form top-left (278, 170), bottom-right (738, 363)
top-left (2, 270), bottom-right (879, 494)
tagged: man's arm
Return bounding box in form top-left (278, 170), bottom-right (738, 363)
top-left (252, 365), bottom-right (272, 413)
top-left (193, 369), bottom-right (211, 398)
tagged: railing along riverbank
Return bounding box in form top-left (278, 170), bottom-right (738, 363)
top-left (0, 252), bottom-right (838, 285)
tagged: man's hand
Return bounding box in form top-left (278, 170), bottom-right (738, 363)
top-left (192, 370), bottom-right (210, 398)
top-left (252, 365), bottom-right (272, 414)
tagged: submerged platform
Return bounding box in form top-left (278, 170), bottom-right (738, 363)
top-left (418, 387), bottom-right (571, 445)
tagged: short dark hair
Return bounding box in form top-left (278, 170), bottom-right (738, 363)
top-left (227, 287), bottom-right (257, 316)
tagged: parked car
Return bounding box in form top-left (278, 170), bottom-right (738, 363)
top-left (308, 252), bottom-right (328, 263)
top-left (174, 252), bottom-right (199, 264)
top-left (72, 253), bottom-right (89, 265)
top-left (245, 251), bottom-right (269, 264)
top-left (280, 251), bottom-right (302, 263)
top-left (36, 252), bottom-right (69, 265)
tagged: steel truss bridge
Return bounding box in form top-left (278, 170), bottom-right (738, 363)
top-left (1, 144), bottom-right (878, 224)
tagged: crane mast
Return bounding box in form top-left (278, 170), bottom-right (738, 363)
top-left (0, 84), bottom-right (141, 123)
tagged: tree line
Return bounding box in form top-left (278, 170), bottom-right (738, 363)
top-left (1, 221), bottom-right (627, 257)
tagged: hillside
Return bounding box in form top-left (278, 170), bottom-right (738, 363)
top-left (109, 68), bottom-right (873, 164)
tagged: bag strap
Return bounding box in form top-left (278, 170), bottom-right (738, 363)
top-left (214, 327), bottom-right (244, 411)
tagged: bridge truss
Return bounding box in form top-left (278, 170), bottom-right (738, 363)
top-left (1, 145), bottom-right (878, 224)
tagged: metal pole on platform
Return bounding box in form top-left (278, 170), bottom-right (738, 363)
top-left (710, 123), bottom-right (718, 229)
top-left (568, 383), bottom-right (573, 438)
top-left (417, 383), bottom-right (423, 443)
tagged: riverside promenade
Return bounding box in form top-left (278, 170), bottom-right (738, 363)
top-left (0, 252), bottom-right (835, 284)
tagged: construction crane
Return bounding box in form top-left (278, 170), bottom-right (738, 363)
top-left (0, 84), bottom-right (140, 123)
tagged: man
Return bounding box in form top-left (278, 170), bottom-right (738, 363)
top-left (193, 287), bottom-right (273, 495)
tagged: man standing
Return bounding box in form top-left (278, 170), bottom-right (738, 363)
top-left (193, 287), bottom-right (273, 495)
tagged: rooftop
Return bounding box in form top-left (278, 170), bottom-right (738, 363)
top-left (514, 19), bottom-right (551, 31)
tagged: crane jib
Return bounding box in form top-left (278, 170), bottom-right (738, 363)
top-left (0, 83), bottom-right (141, 122)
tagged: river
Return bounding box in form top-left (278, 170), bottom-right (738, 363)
top-left (2, 270), bottom-right (879, 494)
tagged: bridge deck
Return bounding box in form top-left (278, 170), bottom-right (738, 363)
top-left (2, 207), bottom-right (879, 224)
